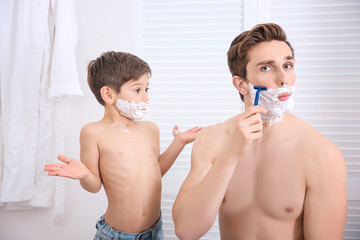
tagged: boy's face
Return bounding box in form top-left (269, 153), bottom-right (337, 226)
top-left (117, 73), bottom-right (150, 104)
top-left (245, 40), bottom-right (296, 97)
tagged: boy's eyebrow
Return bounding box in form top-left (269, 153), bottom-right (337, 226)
top-left (130, 82), bottom-right (149, 87)
top-left (255, 56), bottom-right (294, 66)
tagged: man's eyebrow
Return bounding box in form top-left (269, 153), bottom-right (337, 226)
top-left (255, 60), bottom-right (274, 66)
top-left (255, 56), bottom-right (294, 66)
top-left (285, 56), bottom-right (294, 61)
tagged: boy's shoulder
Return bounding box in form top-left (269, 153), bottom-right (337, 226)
top-left (137, 120), bottom-right (159, 132)
top-left (80, 121), bottom-right (104, 137)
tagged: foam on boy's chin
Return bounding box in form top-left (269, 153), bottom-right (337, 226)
top-left (116, 98), bottom-right (149, 121)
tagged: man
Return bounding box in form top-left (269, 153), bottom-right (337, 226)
top-left (172, 23), bottom-right (347, 240)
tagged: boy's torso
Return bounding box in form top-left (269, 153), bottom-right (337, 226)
top-left (95, 120), bottom-right (162, 233)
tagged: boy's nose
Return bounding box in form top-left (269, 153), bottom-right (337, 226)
top-left (142, 93), bottom-right (149, 102)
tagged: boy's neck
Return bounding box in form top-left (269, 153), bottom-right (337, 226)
top-left (103, 104), bottom-right (134, 125)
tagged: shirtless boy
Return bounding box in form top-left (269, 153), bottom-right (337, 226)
top-left (172, 23), bottom-right (347, 240)
top-left (44, 51), bottom-right (201, 240)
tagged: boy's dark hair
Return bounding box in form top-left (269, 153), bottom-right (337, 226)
top-left (227, 23), bottom-right (294, 101)
top-left (87, 51), bottom-right (151, 105)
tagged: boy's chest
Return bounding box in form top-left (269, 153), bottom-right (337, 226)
top-left (98, 129), bottom-right (159, 164)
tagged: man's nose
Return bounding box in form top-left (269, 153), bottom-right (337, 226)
top-left (277, 69), bottom-right (288, 86)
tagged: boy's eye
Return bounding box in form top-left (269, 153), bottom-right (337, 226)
top-left (134, 89), bottom-right (140, 93)
top-left (261, 66), bottom-right (271, 71)
top-left (145, 88), bottom-right (150, 92)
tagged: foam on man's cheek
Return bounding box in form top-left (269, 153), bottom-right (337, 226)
top-left (248, 83), bottom-right (295, 126)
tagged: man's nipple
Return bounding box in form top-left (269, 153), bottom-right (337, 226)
top-left (285, 206), bottom-right (295, 213)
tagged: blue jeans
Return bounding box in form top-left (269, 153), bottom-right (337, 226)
top-left (94, 214), bottom-right (164, 240)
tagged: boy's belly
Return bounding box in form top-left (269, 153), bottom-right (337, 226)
top-left (100, 158), bottom-right (162, 233)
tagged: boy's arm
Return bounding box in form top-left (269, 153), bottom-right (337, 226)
top-left (44, 124), bottom-right (102, 193)
top-left (303, 140), bottom-right (347, 239)
top-left (78, 124), bottom-right (102, 193)
top-left (159, 125), bottom-right (202, 177)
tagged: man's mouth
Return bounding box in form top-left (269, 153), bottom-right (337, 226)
top-left (277, 93), bottom-right (291, 101)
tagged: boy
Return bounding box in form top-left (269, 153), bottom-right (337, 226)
top-left (45, 51), bottom-right (201, 240)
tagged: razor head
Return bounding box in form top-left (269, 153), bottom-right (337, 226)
top-left (254, 86), bottom-right (268, 106)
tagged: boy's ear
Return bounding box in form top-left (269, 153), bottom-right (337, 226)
top-left (232, 76), bottom-right (249, 96)
top-left (100, 86), bottom-right (116, 104)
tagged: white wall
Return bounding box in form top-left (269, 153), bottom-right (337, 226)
top-left (0, 1), bottom-right (136, 239)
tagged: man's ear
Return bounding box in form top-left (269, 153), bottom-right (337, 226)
top-left (232, 76), bottom-right (249, 96)
top-left (100, 86), bottom-right (116, 104)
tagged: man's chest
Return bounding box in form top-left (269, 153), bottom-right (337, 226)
top-left (221, 143), bottom-right (306, 221)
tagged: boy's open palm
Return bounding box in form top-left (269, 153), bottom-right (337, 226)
top-left (44, 154), bottom-right (89, 180)
top-left (173, 125), bottom-right (203, 144)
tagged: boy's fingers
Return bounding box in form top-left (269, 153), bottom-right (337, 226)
top-left (173, 125), bottom-right (179, 136)
top-left (57, 154), bottom-right (71, 164)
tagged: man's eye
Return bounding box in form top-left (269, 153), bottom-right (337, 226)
top-left (284, 64), bottom-right (293, 69)
top-left (261, 66), bottom-right (271, 71)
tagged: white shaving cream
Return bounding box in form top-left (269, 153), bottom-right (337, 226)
top-left (116, 98), bottom-right (149, 121)
top-left (248, 82), bottom-right (295, 126)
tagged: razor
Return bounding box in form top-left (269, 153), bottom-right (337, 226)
top-left (253, 86), bottom-right (268, 106)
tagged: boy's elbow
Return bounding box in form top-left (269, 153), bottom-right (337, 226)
top-left (80, 181), bottom-right (102, 193)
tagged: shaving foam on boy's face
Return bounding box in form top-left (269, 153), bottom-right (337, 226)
top-left (248, 82), bottom-right (295, 126)
top-left (116, 98), bottom-right (149, 121)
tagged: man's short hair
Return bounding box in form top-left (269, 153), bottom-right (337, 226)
top-left (227, 23), bottom-right (294, 101)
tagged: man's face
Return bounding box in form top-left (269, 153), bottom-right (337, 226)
top-left (245, 40), bottom-right (296, 101)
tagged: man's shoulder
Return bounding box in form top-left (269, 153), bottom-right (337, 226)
top-left (286, 114), bottom-right (322, 138)
top-left (197, 121), bottom-right (228, 140)
top-left (288, 114), bottom-right (344, 168)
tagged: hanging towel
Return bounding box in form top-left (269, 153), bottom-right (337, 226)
top-left (0, 0), bottom-right (82, 224)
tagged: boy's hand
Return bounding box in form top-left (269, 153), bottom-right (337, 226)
top-left (44, 154), bottom-right (90, 180)
top-left (173, 125), bottom-right (203, 145)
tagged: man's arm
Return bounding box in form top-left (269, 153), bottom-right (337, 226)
top-left (172, 106), bottom-right (266, 240)
top-left (303, 138), bottom-right (347, 239)
top-left (159, 125), bottom-right (202, 176)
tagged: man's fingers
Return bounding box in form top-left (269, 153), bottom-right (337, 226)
top-left (241, 105), bottom-right (267, 120)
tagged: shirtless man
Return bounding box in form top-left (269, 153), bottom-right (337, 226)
top-left (172, 23), bottom-right (347, 240)
top-left (45, 51), bottom-right (201, 239)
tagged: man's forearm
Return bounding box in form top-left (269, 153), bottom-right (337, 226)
top-left (173, 155), bottom-right (239, 239)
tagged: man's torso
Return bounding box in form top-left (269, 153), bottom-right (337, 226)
top-left (207, 114), bottom-right (316, 240)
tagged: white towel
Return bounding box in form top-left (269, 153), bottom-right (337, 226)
top-left (0, 0), bottom-right (82, 225)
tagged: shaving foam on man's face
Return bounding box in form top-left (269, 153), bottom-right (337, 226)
top-left (248, 82), bottom-right (295, 126)
top-left (116, 98), bottom-right (149, 121)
